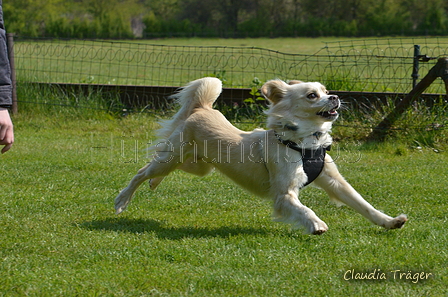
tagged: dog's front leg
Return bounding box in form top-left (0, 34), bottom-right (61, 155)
top-left (314, 155), bottom-right (407, 230)
top-left (273, 192), bottom-right (329, 235)
top-left (267, 159), bottom-right (328, 234)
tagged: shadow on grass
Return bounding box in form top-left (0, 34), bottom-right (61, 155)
top-left (78, 217), bottom-right (269, 240)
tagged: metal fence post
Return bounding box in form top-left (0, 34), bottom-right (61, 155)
top-left (412, 45), bottom-right (420, 88)
top-left (6, 33), bottom-right (17, 114)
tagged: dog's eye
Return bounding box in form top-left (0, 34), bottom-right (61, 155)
top-left (307, 93), bottom-right (318, 99)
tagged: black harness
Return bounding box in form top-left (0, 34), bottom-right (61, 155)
top-left (275, 132), bottom-right (330, 188)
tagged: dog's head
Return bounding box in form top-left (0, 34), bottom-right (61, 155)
top-left (261, 79), bottom-right (340, 143)
top-left (261, 79), bottom-right (340, 123)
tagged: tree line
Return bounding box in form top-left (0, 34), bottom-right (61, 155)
top-left (4, 0), bottom-right (448, 38)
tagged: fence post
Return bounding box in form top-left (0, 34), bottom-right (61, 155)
top-left (367, 57), bottom-right (448, 141)
top-left (6, 33), bottom-right (17, 114)
top-left (412, 45), bottom-right (420, 88)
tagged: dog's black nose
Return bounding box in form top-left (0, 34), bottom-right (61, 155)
top-left (329, 95), bottom-right (339, 101)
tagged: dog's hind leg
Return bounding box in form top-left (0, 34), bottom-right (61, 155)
top-left (314, 155), bottom-right (407, 230)
top-left (114, 153), bottom-right (182, 214)
top-left (178, 159), bottom-right (214, 176)
top-left (149, 176), bottom-right (165, 190)
top-left (149, 159), bottom-right (213, 190)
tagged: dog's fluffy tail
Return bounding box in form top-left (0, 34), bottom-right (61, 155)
top-left (156, 77), bottom-right (222, 139)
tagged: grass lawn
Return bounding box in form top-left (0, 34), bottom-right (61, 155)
top-left (1, 112), bottom-right (447, 296)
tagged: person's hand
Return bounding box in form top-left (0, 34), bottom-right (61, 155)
top-left (0, 108), bottom-right (14, 153)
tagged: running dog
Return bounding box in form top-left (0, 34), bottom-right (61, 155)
top-left (114, 77), bottom-right (407, 234)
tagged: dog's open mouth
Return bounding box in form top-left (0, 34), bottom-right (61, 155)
top-left (316, 108), bottom-right (338, 119)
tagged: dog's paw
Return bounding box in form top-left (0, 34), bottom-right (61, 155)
top-left (149, 177), bottom-right (163, 190)
top-left (387, 214), bottom-right (408, 229)
top-left (310, 220), bottom-right (328, 235)
top-left (114, 191), bottom-right (131, 215)
top-left (114, 201), bottom-right (127, 215)
top-left (115, 206), bottom-right (126, 215)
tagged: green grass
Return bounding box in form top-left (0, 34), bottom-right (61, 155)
top-left (1, 111), bottom-right (447, 296)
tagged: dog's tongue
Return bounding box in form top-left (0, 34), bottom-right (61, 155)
top-left (318, 109), bottom-right (338, 118)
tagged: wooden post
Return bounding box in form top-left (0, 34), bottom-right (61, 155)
top-left (443, 78), bottom-right (448, 95)
top-left (440, 58), bottom-right (448, 96)
top-left (6, 33), bottom-right (17, 114)
top-left (367, 57), bottom-right (448, 141)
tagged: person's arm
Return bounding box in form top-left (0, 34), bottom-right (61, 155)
top-left (0, 0), bottom-right (12, 109)
top-left (0, 1), bottom-right (14, 153)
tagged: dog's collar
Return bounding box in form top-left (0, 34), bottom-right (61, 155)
top-left (284, 125), bottom-right (323, 140)
top-left (274, 131), bottom-right (331, 152)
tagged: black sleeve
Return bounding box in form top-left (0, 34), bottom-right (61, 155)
top-left (0, 1), bottom-right (12, 108)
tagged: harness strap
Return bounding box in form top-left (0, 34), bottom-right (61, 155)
top-left (301, 146), bottom-right (327, 188)
top-left (275, 132), bottom-right (330, 188)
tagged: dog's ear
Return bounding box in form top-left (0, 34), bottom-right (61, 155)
top-left (288, 80), bottom-right (303, 85)
top-left (261, 80), bottom-right (287, 104)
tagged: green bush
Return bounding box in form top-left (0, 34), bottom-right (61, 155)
top-left (5, 0), bottom-right (448, 38)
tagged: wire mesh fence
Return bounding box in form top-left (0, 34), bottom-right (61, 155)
top-left (11, 36), bottom-right (448, 142)
top-left (321, 37), bottom-right (448, 93)
top-left (13, 36), bottom-right (448, 94)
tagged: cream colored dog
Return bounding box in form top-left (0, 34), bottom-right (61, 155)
top-left (114, 77), bottom-right (407, 234)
